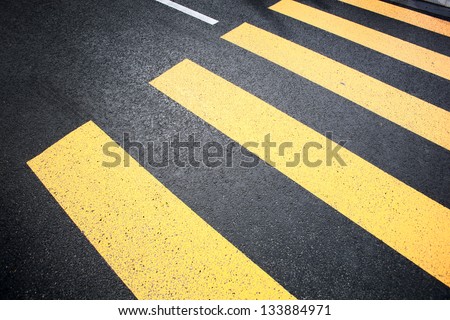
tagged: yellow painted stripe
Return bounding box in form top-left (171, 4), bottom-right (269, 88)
top-left (341, 0), bottom-right (450, 37)
top-left (27, 121), bottom-right (295, 300)
top-left (269, 0), bottom-right (450, 80)
top-left (150, 59), bottom-right (450, 287)
top-left (221, 23), bottom-right (450, 151)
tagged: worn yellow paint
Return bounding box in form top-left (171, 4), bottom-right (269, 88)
top-left (341, 0), bottom-right (450, 37)
top-left (269, 0), bottom-right (450, 80)
top-left (222, 23), bottom-right (450, 151)
top-left (27, 121), bottom-right (295, 300)
top-left (150, 59), bottom-right (450, 287)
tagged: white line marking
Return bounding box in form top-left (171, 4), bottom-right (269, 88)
top-left (155, 0), bottom-right (219, 25)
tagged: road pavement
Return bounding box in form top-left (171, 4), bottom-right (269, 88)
top-left (1, 0), bottom-right (449, 299)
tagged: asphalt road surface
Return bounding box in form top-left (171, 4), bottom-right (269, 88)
top-left (1, 0), bottom-right (449, 299)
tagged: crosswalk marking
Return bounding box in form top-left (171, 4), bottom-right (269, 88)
top-left (27, 121), bottom-right (295, 300)
top-left (150, 59), bottom-right (450, 287)
top-left (340, 0), bottom-right (450, 37)
top-left (269, 0), bottom-right (450, 80)
top-left (222, 23), bottom-right (450, 151)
